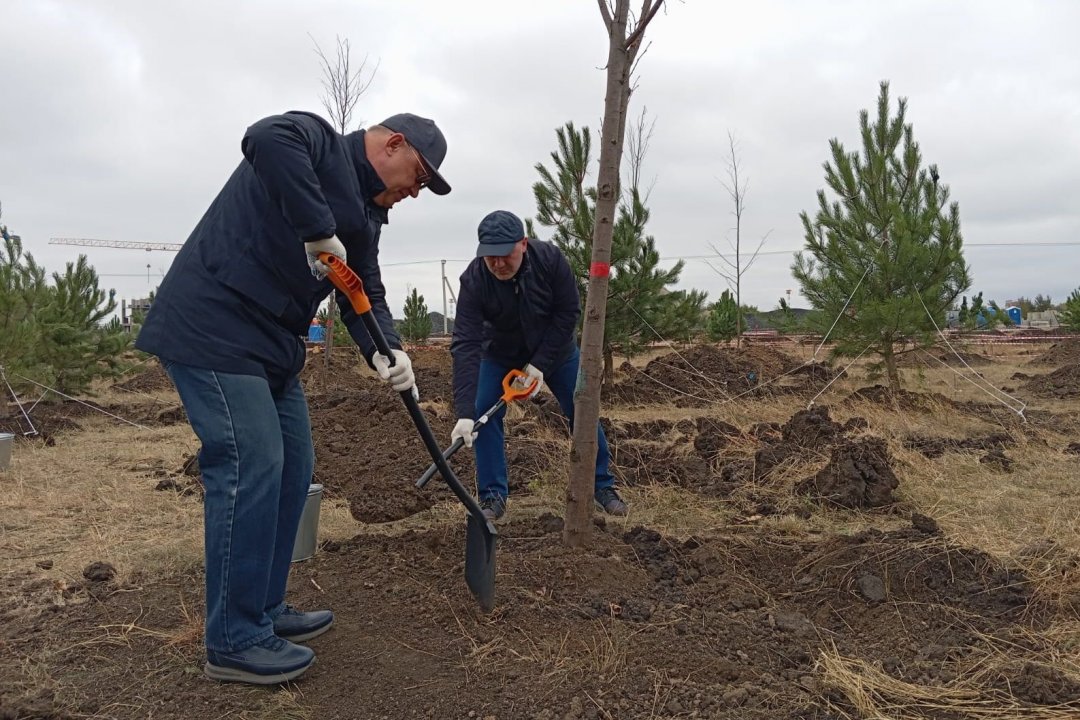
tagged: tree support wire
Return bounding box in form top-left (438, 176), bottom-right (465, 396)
top-left (11, 372), bottom-right (149, 431)
top-left (915, 294), bottom-right (1027, 420)
top-left (1, 365), bottom-right (38, 436)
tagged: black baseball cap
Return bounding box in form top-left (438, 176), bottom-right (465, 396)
top-left (379, 113), bottom-right (451, 195)
top-left (476, 210), bottom-right (526, 257)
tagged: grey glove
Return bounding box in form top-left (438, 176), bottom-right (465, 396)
top-left (304, 235), bottom-right (346, 280)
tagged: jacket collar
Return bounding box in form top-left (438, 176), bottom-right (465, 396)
top-left (348, 129), bottom-right (390, 225)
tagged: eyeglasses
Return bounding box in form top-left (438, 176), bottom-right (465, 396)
top-left (407, 145), bottom-right (431, 189)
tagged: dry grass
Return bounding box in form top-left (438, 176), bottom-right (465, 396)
top-left (1, 417), bottom-right (204, 584)
top-left (818, 640), bottom-right (1080, 719)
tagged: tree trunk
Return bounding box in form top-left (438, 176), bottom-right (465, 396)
top-left (604, 345), bottom-right (614, 384)
top-left (564, 1), bottom-right (634, 548)
top-left (0, 389), bottom-right (10, 421)
top-left (884, 345), bottom-right (900, 393)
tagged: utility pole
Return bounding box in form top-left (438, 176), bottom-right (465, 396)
top-left (441, 260), bottom-right (448, 336)
top-left (440, 261), bottom-right (458, 337)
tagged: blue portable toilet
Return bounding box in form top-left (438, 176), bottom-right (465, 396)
top-left (1006, 306), bottom-right (1022, 325)
top-left (308, 318), bottom-right (326, 343)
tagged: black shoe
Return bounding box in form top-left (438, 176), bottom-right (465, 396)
top-left (204, 635), bottom-right (314, 685)
top-left (273, 605), bottom-right (334, 642)
top-left (480, 495), bottom-right (506, 521)
top-left (594, 487), bottom-right (628, 516)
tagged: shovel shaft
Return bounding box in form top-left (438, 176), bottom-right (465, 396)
top-left (319, 252), bottom-right (496, 611)
top-left (414, 398), bottom-right (506, 489)
top-left (415, 437), bottom-right (465, 488)
top-left (355, 311), bottom-right (496, 535)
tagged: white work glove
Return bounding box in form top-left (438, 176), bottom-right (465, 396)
top-left (304, 235), bottom-right (346, 280)
top-left (518, 363), bottom-right (544, 399)
top-left (451, 418), bottom-right (477, 448)
top-left (372, 349), bottom-right (415, 394)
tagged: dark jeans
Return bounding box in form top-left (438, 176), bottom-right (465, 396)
top-left (163, 361), bottom-right (313, 653)
top-left (474, 348), bottom-right (613, 500)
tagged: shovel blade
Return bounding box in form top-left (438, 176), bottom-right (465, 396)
top-left (464, 514), bottom-right (497, 612)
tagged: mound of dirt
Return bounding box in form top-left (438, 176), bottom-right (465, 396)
top-left (304, 348), bottom-right (562, 523)
top-left (795, 437), bottom-right (899, 508)
top-left (605, 345), bottom-right (801, 406)
top-left (113, 360), bottom-right (174, 393)
top-left (307, 377), bottom-right (461, 523)
top-left (1024, 363), bottom-right (1080, 399)
top-left (1030, 339), bottom-right (1080, 367)
top-left (752, 406), bottom-right (854, 480)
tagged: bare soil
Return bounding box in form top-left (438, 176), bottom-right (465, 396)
top-left (3, 343), bottom-right (1080, 719)
top-left (1030, 339), bottom-right (1080, 367)
top-left (1024, 363), bottom-right (1080, 399)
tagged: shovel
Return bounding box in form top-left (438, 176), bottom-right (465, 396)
top-left (319, 253), bottom-right (497, 611)
top-left (415, 368), bottom-right (537, 489)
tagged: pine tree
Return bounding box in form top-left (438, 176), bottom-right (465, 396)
top-left (1033, 294), bottom-right (1054, 312)
top-left (400, 288), bottom-right (431, 343)
top-left (793, 81), bottom-right (969, 392)
top-left (33, 255), bottom-right (130, 394)
top-left (706, 290), bottom-right (739, 341)
top-left (1, 219), bottom-right (49, 418)
top-left (775, 297), bottom-right (798, 334)
top-left (1060, 288), bottom-right (1080, 331)
top-left (532, 122), bottom-right (706, 378)
top-left (958, 295), bottom-right (969, 325)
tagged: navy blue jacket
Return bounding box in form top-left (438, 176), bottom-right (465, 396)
top-left (135, 112), bottom-right (402, 391)
top-left (450, 239), bottom-right (579, 418)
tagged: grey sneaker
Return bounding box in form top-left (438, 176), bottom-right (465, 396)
top-left (594, 487), bottom-right (628, 516)
top-left (204, 635), bottom-right (314, 685)
top-left (480, 496), bottom-right (506, 521)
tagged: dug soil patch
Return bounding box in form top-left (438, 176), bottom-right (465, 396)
top-left (3, 518), bottom-right (1065, 719)
top-left (1024, 363), bottom-right (1080, 399)
top-left (1030, 339), bottom-right (1080, 367)
top-left (605, 345), bottom-right (801, 406)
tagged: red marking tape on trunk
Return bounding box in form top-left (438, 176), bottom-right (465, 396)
top-left (590, 262), bottom-right (610, 278)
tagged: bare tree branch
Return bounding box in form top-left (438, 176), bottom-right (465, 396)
top-left (597, 0), bottom-right (613, 27)
top-left (624, 0), bottom-right (665, 50)
top-left (625, 105), bottom-right (657, 200)
top-left (627, 39), bottom-right (652, 86)
top-left (311, 35), bottom-right (379, 133)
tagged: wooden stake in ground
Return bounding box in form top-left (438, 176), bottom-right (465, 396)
top-left (564, 0), bottom-right (667, 548)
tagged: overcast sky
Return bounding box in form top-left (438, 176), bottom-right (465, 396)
top-left (2, 0), bottom-right (1078, 323)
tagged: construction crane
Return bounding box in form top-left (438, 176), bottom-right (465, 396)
top-left (49, 237), bottom-right (183, 252)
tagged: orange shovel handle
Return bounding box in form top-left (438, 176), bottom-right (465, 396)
top-left (501, 368), bottom-right (537, 402)
top-left (318, 252), bottom-right (371, 313)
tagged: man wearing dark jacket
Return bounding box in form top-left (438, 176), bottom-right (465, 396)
top-left (136, 110), bottom-right (450, 684)
top-left (449, 210), bottom-right (628, 521)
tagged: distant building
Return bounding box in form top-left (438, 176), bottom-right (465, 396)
top-left (1027, 310), bottom-right (1060, 329)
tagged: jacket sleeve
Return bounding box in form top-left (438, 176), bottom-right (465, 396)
top-left (529, 249), bottom-right (581, 374)
top-left (450, 268), bottom-right (485, 419)
top-left (241, 112), bottom-right (337, 242)
top-left (339, 225), bottom-right (403, 362)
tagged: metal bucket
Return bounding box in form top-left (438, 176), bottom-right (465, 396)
top-left (291, 483), bottom-right (323, 562)
top-left (0, 433), bottom-right (13, 472)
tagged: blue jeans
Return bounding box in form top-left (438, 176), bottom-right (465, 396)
top-left (163, 361), bottom-right (313, 653)
top-left (474, 348), bottom-right (614, 500)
